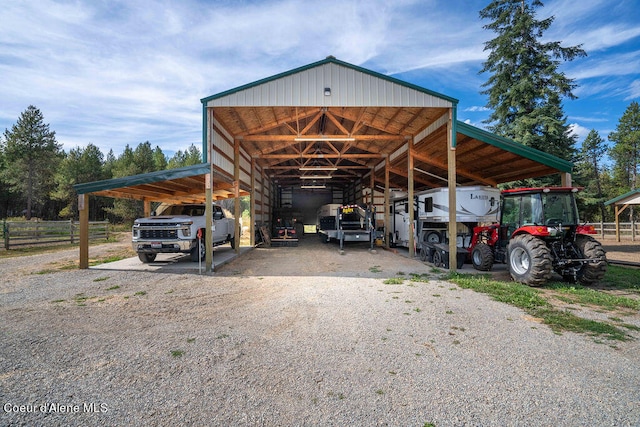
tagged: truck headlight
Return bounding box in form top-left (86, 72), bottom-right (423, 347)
top-left (180, 222), bottom-right (192, 237)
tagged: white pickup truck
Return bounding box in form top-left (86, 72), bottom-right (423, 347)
top-left (132, 203), bottom-right (237, 263)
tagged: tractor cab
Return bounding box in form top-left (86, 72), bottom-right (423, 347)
top-left (501, 187), bottom-right (581, 237)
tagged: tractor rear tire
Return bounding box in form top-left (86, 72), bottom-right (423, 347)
top-left (471, 243), bottom-right (494, 271)
top-left (575, 235), bottom-right (607, 285)
top-left (507, 234), bottom-right (552, 286)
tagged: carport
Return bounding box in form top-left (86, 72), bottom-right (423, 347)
top-left (74, 56), bottom-right (573, 272)
top-left (604, 189), bottom-right (640, 241)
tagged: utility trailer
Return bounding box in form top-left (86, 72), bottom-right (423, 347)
top-left (317, 203), bottom-right (376, 252)
top-left (389, 186), bottom-right (500, 267)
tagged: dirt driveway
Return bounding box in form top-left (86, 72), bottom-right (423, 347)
top-left (1, 235), bottom-right (639, 426)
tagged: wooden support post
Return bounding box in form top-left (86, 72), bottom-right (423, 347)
top-left (408, 138), bottom-right (415, 258)
top-left (561, 172), bottom-right (572, 187)
top-left (447, 111), bottom-right (457, 271)
top-left (234, 139), bottom-right (241, 254)
top-left (78, 193), bottom-right (89, 269)
top-left (615, 205), bottom-right (621, 242)
top-left (205, 108), bottom-right (214, 273)
top-left (384, 156), bottom-right (390, 248)
top-left (143, 199), bottom-right (151, 217)
top-left (250, 158), bottom-right (256, 247)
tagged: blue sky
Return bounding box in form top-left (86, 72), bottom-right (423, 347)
top-left (1, 0), bottom-right (639, 161)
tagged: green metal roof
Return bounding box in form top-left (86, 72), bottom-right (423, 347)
top-left (200, 56), bottom-right (459, 105)
top-left (456, 121), bottom-right (573, 173)
top-left (604, 189), bottom-right (640, 206)
top-left (73, 163), bottom-right (210, 195)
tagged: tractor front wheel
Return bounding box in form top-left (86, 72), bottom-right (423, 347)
top-left (507, 234), bottom-right (552, 286)
top-left (471, 243), bottom-right (494, 271)
top-left (575, 236), bottom-right (607, 285)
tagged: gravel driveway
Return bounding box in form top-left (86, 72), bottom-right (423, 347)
top-left (1, 237), bottom-right (639, 426)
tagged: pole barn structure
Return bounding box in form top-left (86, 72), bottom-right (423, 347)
top-left (604, 189), bottom-right (640, 242)
top-left (74, 57), bottom-right (573, 272)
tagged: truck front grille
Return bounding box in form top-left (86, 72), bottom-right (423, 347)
top-left (140, 229), bottom-right (178, 239)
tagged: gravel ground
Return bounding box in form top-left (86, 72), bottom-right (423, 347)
top-left (1, 236), bottom-right (639, 426)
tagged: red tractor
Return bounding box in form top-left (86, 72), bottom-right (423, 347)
top-left (469, 187), bottom-right (607, 286)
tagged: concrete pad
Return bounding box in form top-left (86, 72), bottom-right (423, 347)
top-left (91, 245), bottom-right (253, 274)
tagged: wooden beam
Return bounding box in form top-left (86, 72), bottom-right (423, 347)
top-left (234, 138), bottom-right (241, 254)
top-left (447, 110), bottom-right (457, 272)
top-left (408, 139), bottom-right (415, 258)
top-left (78, 193), bottom-right (89, 269)
top-left (384, 156), bottom-right (390, 248)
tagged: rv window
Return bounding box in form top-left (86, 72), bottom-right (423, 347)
top-left (425, 197), bottom-right (433, 213)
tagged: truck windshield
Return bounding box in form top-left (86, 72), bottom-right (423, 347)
top-left (160, 205), bottom-right (205, 216)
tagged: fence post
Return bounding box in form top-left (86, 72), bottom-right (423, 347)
top-left (600, 220), bottom-right (604, 239)
top-left (3, 221), bottom-right (8, 250)
top-left (105, 220), bottom-right (109, 240)
top-left (70, 219), bottom-right (75, 244)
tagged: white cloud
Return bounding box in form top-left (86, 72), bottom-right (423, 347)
top-left (625, 80), bottom-right (640, 101)
top-left (464, 106), bottom-right (490, 112)
top-left (568, 123), bottom-right (590, 141)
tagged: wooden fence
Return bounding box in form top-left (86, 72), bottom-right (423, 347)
top-left (590, 222), bottom-right (638, 241)
top-left (2, 220), bottom-right (110, 250)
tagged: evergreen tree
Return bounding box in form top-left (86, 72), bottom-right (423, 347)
top-left (104, 141), bottom-right (166, 223)
top-left (479, 0), bottom-right (586, 169)
top-left (51, 144), bottom-right (105, 219)
top-left (609, 101), bottom-right (640, 192)
top-left (153, 145), bottom-right (168, 171)
top-left (1, 106), bottom-right (62, 219)
top-left (574, 130), bottom-right (607, 221)
top-left (167, 144), bottom-right (203, 169)
top-left (608, 101), bottom-right (640, 222)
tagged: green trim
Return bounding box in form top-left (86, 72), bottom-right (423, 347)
top-left (200, 57), bottom-right (459, 105)
top-left (202, 104), bottom-right (207, 163)
top-left (604, 189), bottom-right (640, 206)
top-left (73, 163), bottom-right (210, 195)
top-left (456, 121), bottom-right (573, 173)
top-left (451, 105), bottom-right (457, 148)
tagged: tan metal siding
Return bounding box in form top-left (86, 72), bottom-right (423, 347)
top-left (207, 63), bottom-right (452, 108)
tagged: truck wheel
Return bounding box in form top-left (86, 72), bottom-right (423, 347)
top-left (432, 250), bottom-right (443, 268)
top-left (229, 235), bottom-right (236, 249)
top-left (471, 243), bottom-right (494, 271)
top-left (138, 253), bottom-right (157, 263)
top-left (507, 234), bottom-right (552, 286)
top-left (190, 240), bottom-right (205, 262)
top-left (575, 236), bottom-right (607, 285)
top-left (424, 231), bottom-right (441, 244)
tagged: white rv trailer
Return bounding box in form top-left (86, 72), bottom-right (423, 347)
top-left (389, 186), bottom-right (500, 249)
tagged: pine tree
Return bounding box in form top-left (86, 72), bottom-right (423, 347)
top-left (51, 144), bottom-right (105, 219)
top-left (479, 0), bottom-right (586, 167)
top-left (608, 101), bottom-right (640, 222)
top-left (1, 106), bottom-right (62, 219)
top-left (575, 130), bottom-right (607, 221)
top-left (609, 101), bottom-right (640, 192)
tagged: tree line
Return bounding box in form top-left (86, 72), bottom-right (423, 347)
top-left (0, 105), bottom-right (202, 222)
